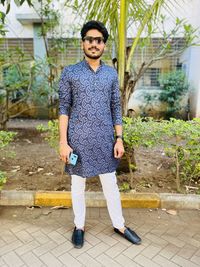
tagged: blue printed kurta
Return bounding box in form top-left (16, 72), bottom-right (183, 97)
top-left (58, 59), bottom-right (122, 178)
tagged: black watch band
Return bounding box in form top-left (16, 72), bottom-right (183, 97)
top-left (116, 135), bottom-right (123, 140)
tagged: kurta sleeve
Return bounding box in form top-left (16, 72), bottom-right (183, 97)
top-left (111, 70), bottom-right (122, 125)
top-left (58, 67), bottom-right (72, 116)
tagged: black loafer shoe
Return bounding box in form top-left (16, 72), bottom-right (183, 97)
top-left (114, 226), bottom-right (141, 245)
top-left (71, 227), bottom-right (85, 248)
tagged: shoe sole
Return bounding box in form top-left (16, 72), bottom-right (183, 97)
top-left (71, 237), bottom-right (84, 249)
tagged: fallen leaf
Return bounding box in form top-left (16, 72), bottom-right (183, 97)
top-left (157, 164), bottom-right (162, 170)
top-left (11, 169), bottom-right (19, 173)
top-left (26, 206), bottom-right (34, 210)
top-left (13, 166), bottom-right (20, 169)
top-left (37, 168), bottom-right (44, 172)
top-left (24, 139), bottom-right (32, 144)
top-left (50, 206), bottom-right (69, 210)
top-left (42, 210), bottom-right (52, 215)
top-left (166, 209), bottom-right (177, 216)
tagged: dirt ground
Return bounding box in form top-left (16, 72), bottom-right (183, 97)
top-left (0, 118), bottom-right (187, 193)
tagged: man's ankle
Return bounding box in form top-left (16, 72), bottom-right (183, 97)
top-left (76, 226), bottom-right (84, 231)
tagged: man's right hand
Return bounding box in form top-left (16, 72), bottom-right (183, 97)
top-left (59, 143), bottom-right (73, 163)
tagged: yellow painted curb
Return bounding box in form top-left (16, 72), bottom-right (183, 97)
top-left (121, 193), bottom-right (161, 208)
top-left (34, 191), bottom-right (160, 208)
top-left (35, 191), bottom-right (72, 207)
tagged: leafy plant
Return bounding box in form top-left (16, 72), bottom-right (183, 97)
top-left (37, 117), bottom-right (200, 193)
top-left (0, 130), bottom-right (17, 189)
top-left (163, 118), bottom-right (200, 191)
top-left (36, 120), bottom-right (59, 152)
top-left (119, 182), bottom-right (131, 192)
top-left (0, 171), bottom-right (7, 190)
top-left (123, 117), bottom-right (166, 189)
top-left (158, 70), bottom-right (189, 119)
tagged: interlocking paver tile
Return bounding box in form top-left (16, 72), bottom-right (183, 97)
top-left (0, 256), bottom-right (6, 266)
top-left (47, 230), bottom-right (67, 244)
top-left (153, 254), bottom-right (180, 267)
top-left (87, 222), bottom-right (107, 235)
top-left (2, 251), bottom-right (24, 267)
top-left (31, 230), bottom-right (51, 245)
top-left (178, 234), bottom-right (200, 248)
top-left (95, 232), bottom-right (118, 246)
top-left (159, 243), bottom-right (180, 259)
top-left (21, 251), bottom-right (44, 267)
top-left (145, 233), bottom-right (168, 247)
top-left (87, 242), bottom-right (110, 258)
top-left (0, 206), bottom-right (200, 267)
top-left (1, 230), bottom-right (18, 243)
top-left (105, 242), bottom-right (127, 258)
top-left (96, 253), bottom-right (122, 267)
top-left (172, 254), bottom-right (200, 267)
top-left (58, 252), bottom-right (83, 267)
top-left (84, 232), bottom-right (101, 246)
top-left (40, 252), bottom-right (63, 267)
top-left (122, 244), bottom-right (146, 259)
top-left (191, 255), bottom-right (200, 265)
top-left (51, 241), bottom-right (73, 257)
top-left (141, 244), bottom-right (162, 259)
top-left (115, 254), bottom-right (142, 267)
top-left (0, 240), bottom-right (23, 257)
top-left (25, 225), bottom-right (41, 234)
top-left (134, 254), bottom-right (161, 267)
top-left (194, 248), bottom-right (200, 257)
top-left (150, 225), bottom-right (167, 236)
top-left (165, 225), bottom-right (185, 237)
top-left (15, 240), bottom-right (40, 256)
top-left (0, 239), bottom-right (6, 249)
top-left (161, 234), bottom-right (185, 248)
top-left (177, 244), bottom-right (197, 259)
top-left (32, 240), bottom-right (58, 256)
top-left (77, 252), bottom-right (102, 267)
top-left (11, 223), bottom-right (32, 234)
top-left (15, 230), bottom-right (34, 244)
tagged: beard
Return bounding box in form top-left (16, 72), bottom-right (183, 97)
top-left (83, 46), bottom-right (104, 59)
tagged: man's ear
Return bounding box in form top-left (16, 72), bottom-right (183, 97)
top-left (81, 41), bottom-right (84, 49)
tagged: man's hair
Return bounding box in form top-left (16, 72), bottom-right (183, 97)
top-left (81, 20), bottom-right (109, 43)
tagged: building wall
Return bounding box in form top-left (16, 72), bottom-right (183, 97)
top-left (180, 46), bottom-right (200, 118)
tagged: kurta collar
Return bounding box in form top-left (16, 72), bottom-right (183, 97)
top-left (82, 58), bottom-right (104, 73)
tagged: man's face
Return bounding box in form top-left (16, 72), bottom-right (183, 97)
top-left (82, 29), bottom-right (106, 60)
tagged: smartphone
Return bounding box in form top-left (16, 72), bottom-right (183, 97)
top-left (69, 153), bottom-right (78, 166)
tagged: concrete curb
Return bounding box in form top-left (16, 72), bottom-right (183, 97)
top-left (1, 190), bottom-right (200, 209)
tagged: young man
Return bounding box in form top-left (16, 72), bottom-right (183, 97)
top-left (58, 20), bottom-right (141, 249)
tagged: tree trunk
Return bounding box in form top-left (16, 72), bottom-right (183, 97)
top-left (126, 150), bottom-right (137, 189)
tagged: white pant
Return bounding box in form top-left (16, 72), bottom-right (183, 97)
top-left (71, 171), bottom-right (125, 229)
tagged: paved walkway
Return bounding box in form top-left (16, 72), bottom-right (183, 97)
top-left (0, 206), bottom-right (200, 267)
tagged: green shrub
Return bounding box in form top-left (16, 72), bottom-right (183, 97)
top-left (37, 118), bottom-right (200, 192)
top-left (0, 130), bottom-right (16, 189)
top-left (158, 70), bottom-right (189, 119)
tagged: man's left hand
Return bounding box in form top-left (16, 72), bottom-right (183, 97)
top-left (114, 139), bottom-right (125, 158)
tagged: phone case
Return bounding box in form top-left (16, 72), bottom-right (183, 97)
top-left (69, 153), bottom-right (78, 166)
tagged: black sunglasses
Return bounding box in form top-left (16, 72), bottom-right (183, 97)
top-left (83, 36), bottom-right (105, 45)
